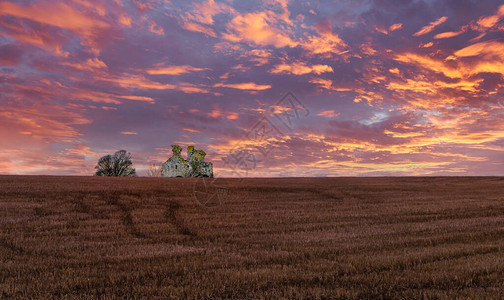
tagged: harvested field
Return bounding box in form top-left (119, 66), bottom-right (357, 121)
top-left (1, 176), bottom-right (504, 298)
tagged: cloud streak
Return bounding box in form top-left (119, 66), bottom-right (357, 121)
top-left (413, 16), bottom-right (448, 36)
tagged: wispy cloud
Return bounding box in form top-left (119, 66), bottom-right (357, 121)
top-left (213, 82), bottom-right (272, 90)
top-left (413, 16), bottom-right (448, 36)
top-left (270, 62), bottom-right (333, 75)
top-left (146, 65), bottom-right (208, 75)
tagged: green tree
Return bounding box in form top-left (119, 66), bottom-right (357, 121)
top-left (94, 150), bottom-right (136, 176)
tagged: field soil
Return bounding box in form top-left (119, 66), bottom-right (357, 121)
top-left (1, 176), bottom-right (504, 298)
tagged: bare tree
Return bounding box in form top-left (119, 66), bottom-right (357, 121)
top-left (94, 150), bottom-right (136, 176)
top-left (147, 164), bottom-right (162, 177)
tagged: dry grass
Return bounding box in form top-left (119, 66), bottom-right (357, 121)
top-left (1, 176), bottom-right (504, 299)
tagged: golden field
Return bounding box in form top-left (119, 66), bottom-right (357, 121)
top-left (1, 176), bottom-right (504, 299)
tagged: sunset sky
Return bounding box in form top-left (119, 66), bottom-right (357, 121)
top-left (1, 0), bottom-right (504, 176)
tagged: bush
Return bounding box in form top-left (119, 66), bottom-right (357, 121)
top-left (94, 150), bottom-right (136, 176)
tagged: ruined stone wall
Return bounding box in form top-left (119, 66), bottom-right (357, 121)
top-left (161, 145), bottom-right (213, 177)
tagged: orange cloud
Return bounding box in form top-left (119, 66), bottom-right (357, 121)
top-left (182, 22), bottom-right (217, 37)
top-left (309, 78), bottom-right (352, 92)
top-left (185, 0), bottom-right (235, 25)
top-left (0, 1), bottom-right (108, 31)
top-left (247, 49), bottom-right (272, 66)
top-left (268, 0), bottom-right (292, 25)
top-left (0, 103), bottom-right (91, 142)
top-left (389, 23), bottom-right (403, 31)
top-left (310, 78), bottom-right (333, 90)
top-left (213, 82), bottom-right (271, 91)
top-left (96, 74), bottom-right (212, 93)
top-left (454, 40), bottom-right (504, 76)
top-left (455, 5), bottom-right (504, 43)
top-left (386, 78), bottom-right (480, 95)
top-left (0, 1), bottom-right (110, 54)
top-left (62, 58), bottom-right (107, 71)
top-left (180, 0), bottom-right (235, 37)
top-left (300, 30), bottom-right (348, 56)
top-left (248, 49), bottom-right (271, 57)
top-left (13, 80), bottom-right (123, 109)
top-left (207, 109), bottom-right (221, 118)
top-left (71, 90), bottom-right (122, 104)
top-left (360, 43), bottom-right (377, 56)
top-left (149, 20), bottom-right (164, 35)
top-left (72, 0), bottom-right (106, 17)
top-left (0, 18), bottom-right (69, 56)
top-left (413, 16), bottom-right (448, 36)
top-left (227, 112), bottom-right (239, 120)
top-left (454, 40), bottom-right (504, 59)
top-left (0, 145), bottom-right (101, 175)
top-left (116, 95), bottom-right (155, 103)
top-left (206, 105), bottom-right (238, 119)
top-left (146, 65), bottom-right (208, 75)
top-left (222, 12), bottom-right (297, 48)
top-left (183, 128), bottom-right (201, 133)
top-left (131, 0), bottom-right (152, 14)
top-left (434, 25), bottom-right (468, 39)
top-left (118, 15), bottom-right (132, 27)
top-left (41, 76), bottom-right (158, 106)
top-left (475, 5), bottom-right (504, 29)
top-left (374, 25), bottom-right (388, 34)
top-left (317, 110), bottom-right (340, 118)
top-left (394, 53), bottom-right (461, 78)
top-left (65, 144), bottom-right (100, 157)
top-left (478, 15), bottom-right (500, 28)
top-left (120, 131), bottom-right (138, 135)
top-left (270, 62), bottom-right (333, 75)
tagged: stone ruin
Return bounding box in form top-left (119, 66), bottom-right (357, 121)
top-left (161, 144), bottom-right (213, 177)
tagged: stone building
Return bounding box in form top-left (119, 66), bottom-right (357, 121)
top-left (161, 144), bottom-right (213, 177)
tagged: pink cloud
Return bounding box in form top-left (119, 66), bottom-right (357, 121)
top-left (96, 74), bottom-right (212, 94)
top-left (0, 102), bottom-right (91, 143)
top-left (146, 64), bottom-right (208, 75)
top-left (182, 21), bottom-right (217, 37)
top-left (317, 110), bottom-right (340, 118)
top-left (184, 0), bottom-right (235, 25)
top-left (148, 20), bottom-right (164, 35)
top-left (61, 58), bottom-right (108, 71)
top-left (270, 62), bottom-right (333, 75)
top-left (0, 1), bottom-right (111, 54)
top-left (222, 12), bottom-right (297, 48)
top-left (213, 82), bottom-right (272, 91)
top-left (183, 128), bottom-right (201, 133)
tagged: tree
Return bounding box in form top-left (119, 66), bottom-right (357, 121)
top-left (147, 164), bottom-right (161, 177)
top-left (94, 150), bottom-right (136, 176)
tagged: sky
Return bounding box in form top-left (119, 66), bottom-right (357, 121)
top-left (1, 0), bottom-right (504, 177)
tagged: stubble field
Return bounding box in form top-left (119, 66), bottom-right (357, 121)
top-left (1, 176), bottom-right (504, 299)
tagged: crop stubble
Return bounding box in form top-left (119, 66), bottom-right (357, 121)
top-left (1, 176), bottom-right (504, 298)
